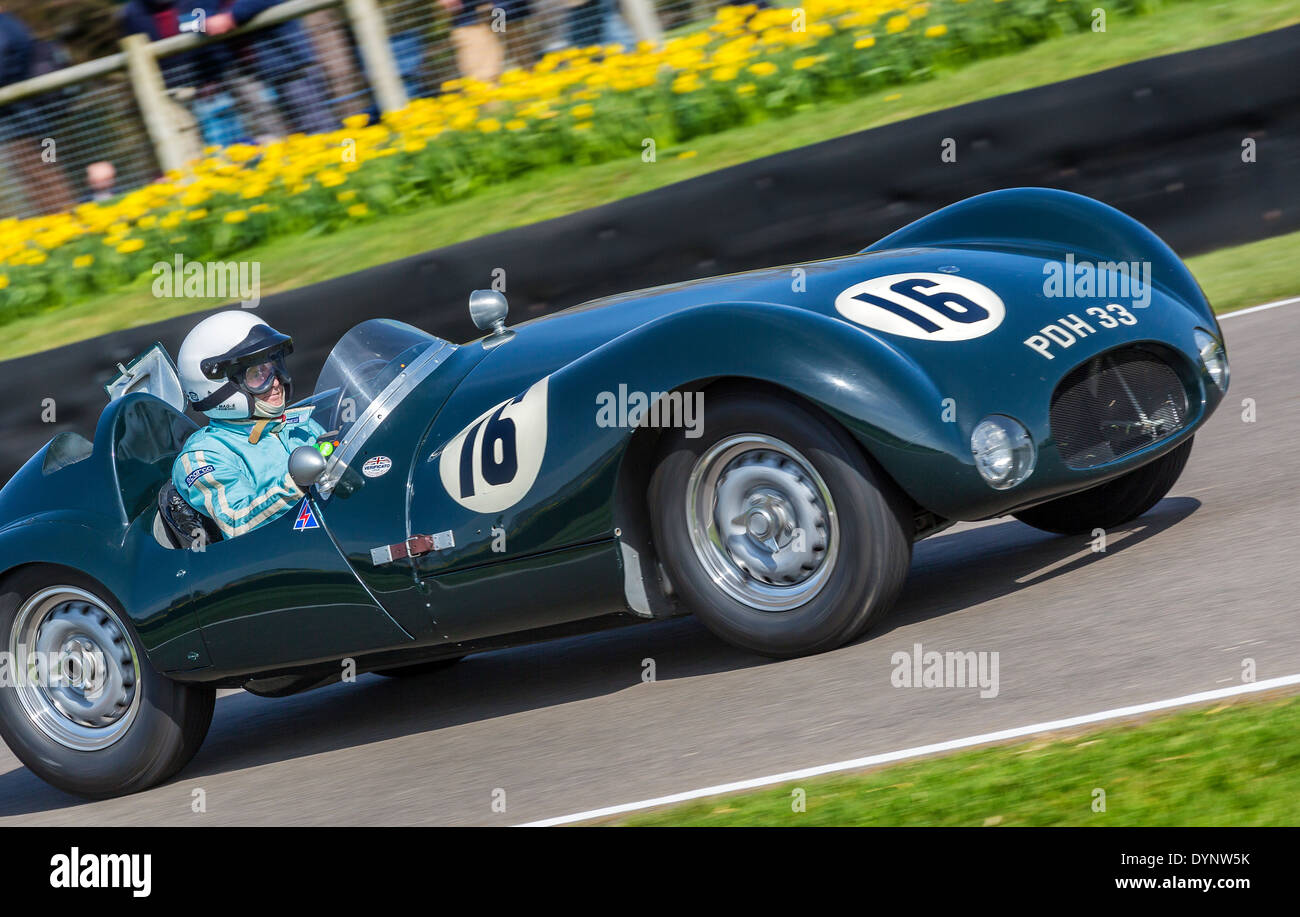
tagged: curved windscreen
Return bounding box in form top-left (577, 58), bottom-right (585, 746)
top-left (307, 319), bottom-right (449, 438)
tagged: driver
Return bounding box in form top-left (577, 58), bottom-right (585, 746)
top-left (172, 311), bottom-right (328, 540)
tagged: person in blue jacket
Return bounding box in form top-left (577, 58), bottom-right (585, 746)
top-left (121, 0), bottom-right (333, 138)
top-left (203, 0), bottom-right (334, 134)
top-left (119, 0), bottom-right (233, 88)
top-left (173, 311), bottom-right (327, 539)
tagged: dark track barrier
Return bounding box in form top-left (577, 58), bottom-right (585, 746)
top-left (2, 25), bottom-right (1297, 484)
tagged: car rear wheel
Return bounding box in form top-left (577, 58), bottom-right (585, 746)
top-left (648, 390), bottom-right (912, 657)
top-left (1013, 438), bottom-right (1194, 536)
top-left (0, 566), bottom-right (214, 799)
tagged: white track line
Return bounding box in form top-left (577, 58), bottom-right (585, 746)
top-left (1219, 295), bottom-right (1300, 320)
top-left (516, 673), bottom-right (1300, 826)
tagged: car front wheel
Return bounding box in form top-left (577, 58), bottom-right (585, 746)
top-left (648, 390), bottom-right (912, 658)
top-left (1013, 438), bottom-right (1194, 535)
top-left (0, 566), bottom-right (214, 799)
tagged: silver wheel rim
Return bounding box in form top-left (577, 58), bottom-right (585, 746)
top-left (685, 434), bottom-right (839, 611)
top-left (8, 586), bottom-right (141, 751)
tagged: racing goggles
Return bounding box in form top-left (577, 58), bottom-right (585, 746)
top-left (235, 352), bottom-right (291, 396)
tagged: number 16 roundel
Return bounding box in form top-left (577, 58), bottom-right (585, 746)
top-left (440, 377), bottom-right (549, 513)
top-left (835, 273), bottom-right (1005, 341)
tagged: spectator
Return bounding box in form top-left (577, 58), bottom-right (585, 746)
top-left (499, 0), bottom-right (542, 70)
top-left (120, 2), bottom-right (334, 145)
top-left (120, 1), bottom-right (233, 88)
top-left (441, 0), bottom-right (502, 81)
top-left (205, 1), bottom-right (335, 135)
top-left (603, 0), bottom-right (636, 49)
top-left (526, 0), bottom-right (568, 56)
top-left (0, 6), bottom-right (76, 215)
top-left (0, 7), bottom-right (32, 100)
top-left (86, 160), bottom-right (115, 201)
top-left (569, 0), bottom-right (636, 50)
top-left (120, 1), bottom-right (246, 147)
top-left (440, 0), bottom-right (540, 82)
top-left (565, 0), bottom-right (603, 49)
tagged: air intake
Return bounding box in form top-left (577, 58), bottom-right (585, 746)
top-left (1050, 349), bottom-right (1189, 469)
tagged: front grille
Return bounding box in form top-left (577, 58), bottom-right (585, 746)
top-left (1050, 348), bottom-right (1189, 469)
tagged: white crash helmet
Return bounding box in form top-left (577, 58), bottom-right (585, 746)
top-left (177, 311), bottom-right (294, 420)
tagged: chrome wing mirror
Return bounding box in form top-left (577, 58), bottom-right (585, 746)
top-left (288, 445), bottom-right (327, 490)
top-left (468, 289), bottom-right (513, 349)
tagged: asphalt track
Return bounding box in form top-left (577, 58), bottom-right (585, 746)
top-left (0, 301), bottom-right (1296, 826)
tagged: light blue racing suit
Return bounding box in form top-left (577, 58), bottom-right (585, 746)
top-left (172, 405), bottom-right (327, 539)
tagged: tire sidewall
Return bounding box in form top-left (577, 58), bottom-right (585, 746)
top-left (1014, 438), bottom-right (1194, 535)
top-left (649, 391), bottom-right (910, 657)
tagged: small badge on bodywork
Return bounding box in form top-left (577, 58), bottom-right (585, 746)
top-left (293, 499), bottom-right (320, 531)
top-left (362, 455), bottom-right (392, 478)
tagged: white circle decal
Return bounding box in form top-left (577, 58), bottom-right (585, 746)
top-left (834, 273), bottom-right (1005, 341)
top-left (439, 377), bottom-right (549, 513)
top-left (362, 456), bottom-right (392, 478)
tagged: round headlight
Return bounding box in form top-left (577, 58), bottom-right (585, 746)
top-left (971, 415), bottom-right (1035, 490)
top-left (1193, 328), bottom-right (1228, 390)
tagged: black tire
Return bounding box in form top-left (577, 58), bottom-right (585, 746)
top-left (1013, 438), bottom-right (1194, 536)
top-left (374, 656), bottom-right (466, 678)
top-left (0, 566), bottom-right (215, 799)
top-left (648, 389), bottom-right (912, 658)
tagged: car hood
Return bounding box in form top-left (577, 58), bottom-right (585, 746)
top-left (474, 245), bottom-right (1212, 411)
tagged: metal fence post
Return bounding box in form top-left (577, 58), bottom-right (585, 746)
top-left (621, 0), bottom-right (663, 45)
top-left (343, 0), bottom-right (408, 114)
top-left (121, 33), bottom-right (188, 174)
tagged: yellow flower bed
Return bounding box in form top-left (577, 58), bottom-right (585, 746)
top-left (0, 0), bottom-right (1157, 316)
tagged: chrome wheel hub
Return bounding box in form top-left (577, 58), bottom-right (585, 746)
top-left (686, 435), bottom-right (839, 611)
top-left (9, 587), bottom-right (140, 750)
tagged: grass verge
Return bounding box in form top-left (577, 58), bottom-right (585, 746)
top-left (1185, 230), bottom-right (1300, 314)
top-left (615, 692), bottom-right (1300, 826)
